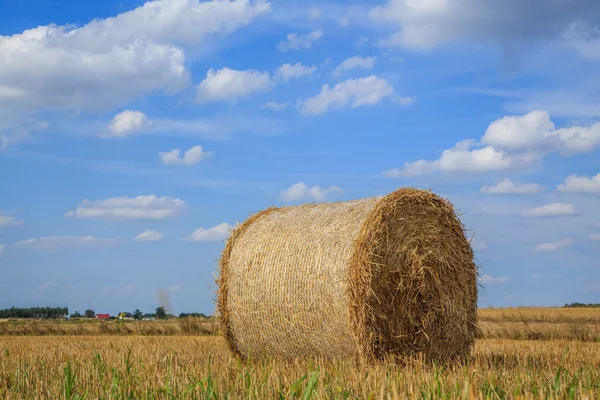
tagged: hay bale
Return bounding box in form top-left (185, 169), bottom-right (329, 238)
top-left (217, 188), bottom-right (478, 362)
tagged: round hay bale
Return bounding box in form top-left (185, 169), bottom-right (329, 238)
top-left (217, 188), bottom-right (478, 362)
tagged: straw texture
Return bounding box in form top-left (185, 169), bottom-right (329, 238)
top-left (217, 188), bottom-right (478, 362)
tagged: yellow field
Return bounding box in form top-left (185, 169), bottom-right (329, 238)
top-left (1, 308), bottom-right (599, 399)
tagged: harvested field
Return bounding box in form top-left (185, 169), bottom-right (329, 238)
top-left (1, 335), bottom-right (599, 399)
top-left (2, 308), bottom-right (599, 343)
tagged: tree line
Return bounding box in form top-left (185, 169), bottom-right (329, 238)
top-left (0, 307), bottom-right (69, 319)
top-left (563, 302), bottom-right (600, 308)
top-left (69, 307), bottom-right (210, 320)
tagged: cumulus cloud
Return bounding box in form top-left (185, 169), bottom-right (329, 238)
top-left (168, 285), bottom-right (182, 292)
top-left (196, 67), bottom-right (271, 102)
top-left (133, 229), bottom-right (164, 242)
top-left (299, 76), bottom-right (403, 115)
top-left (279, 182), bottom-right (344, 203)
top-left (482, 110), bottom-right (600, 154)
top-left (521, 203), bottom-right (578, 218)
top-left (590, 233), bottom-right (600, 241)
top-left (65, 195), bottom-right (187, 220)
top-left (185, 222), bottom-right (232, 242)
top-left (557, 173), bottom-right (600, 195)
top-left (14, 236), bottom-right (117, 251)
top-left (393, 140), bottom-right (534, 176)
top-left (0, 214), bottom-right (24, 229)
top-left (261, 101), bottom-right (289, 111)
top-left (0, 0), bottom-right (270, 116)
top-left (534, 238), bottom-right (573, 252)
top-left (332, 56), bottom-right (376, 76)
top-left (369, 0), bottom-right (600, 52)
top-left (388, 110), bottom-right (600, 176)
top-left (481, 178), bottom-right (544, 195)
top-left (103, 110), bottom-right (152, 138)
top-left (479, 275), bottom-right (509, 284)
top-left (275, 63), bottom-right (317, 81)
top-left (159, 145), bottom-right (212, 166)
top-left (277, 30), bottom-right (323, 51)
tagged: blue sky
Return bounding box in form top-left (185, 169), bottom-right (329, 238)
top-left (1, 0), bottom-right (600, 315)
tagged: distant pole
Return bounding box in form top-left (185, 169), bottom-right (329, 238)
top-left (89, 294), bottom-right (92, 312)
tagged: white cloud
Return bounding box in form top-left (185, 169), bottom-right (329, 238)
top-left (185, 222), bottom-right (232, 242)
top-left (299, 76), bottom-right (396, 115)
top-left (393, 96), bottom-right (415, 106)
top-left (262, 101), bottom-right (289, 111)
top-left (338, 17), bottom-right (350, 28)
top-left (482, 110), bottom-right (555, 150)
top-left (534, 238), bottom-right (573, 252)
top-left (37, 281), bottom-right (57, 290)
top-left (275, 63), bottom-right (317, 81)
top-left (308, 8), bottom-right (321, 20)
top-left (133, 229), bottom-right (164, 242)
top-left (0, 214), bottom-right (23, 229)
top-left (65, 195), bottom-right (187, 220)
top-left (521, 203), bottom-right (578, 218)
top-left (479, 275), bottom-right (509, 284)
top-left (196, 67), bottom-right (271, 102)
top-left (103, 110), bottom-right (152, 138)
top-left (392, 111), bottom-right (600, 176)
top-left (532, 273), bottom-right (560, 279)
top-left (14, 236), bottom-right (117, 251)
top-left (369, 0), bottom-right (598, 51)
top-left (159, 145), bottom-right (212, 166)
top-left (482, 111), bottom-right (600, 155)
top-left (398, 140), bottom-right (534, 176)
top-left (279, 182), bottom-right (344, 203)
top-left (332, 56), bottom-right (376, 76)
top-left (354, 37), bottom-right (369, 48)
top-left (124, 284), bottom-right (136, 292)
top-left (481, 179), bottom-right (544, 195)
top-left (590, 233), bottom-right (600, 241)
top-left (168, 285), bottom-right (182, 292)
top-left (557, 173), bottom-right (600, 195)
top-left (470, 237), bottom-right (487, 251)
top-left (0, 121), bottom-right (48, 149)
top-left (277, 30), bottom-right (323, 51)
top-left (590, 284), bottom-right (600, 291)
top-left (0, 0), bottom-right (270, 118)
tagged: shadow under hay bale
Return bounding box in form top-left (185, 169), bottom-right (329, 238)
top-left (217, 188), bottom-right (478, 363)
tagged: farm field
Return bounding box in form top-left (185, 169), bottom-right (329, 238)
top-left (1, 308), bottom-right (599, 399)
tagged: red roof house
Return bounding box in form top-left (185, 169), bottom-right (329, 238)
top-left (96, 314), bottom-right (110, 320)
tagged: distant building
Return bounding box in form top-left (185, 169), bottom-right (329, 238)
top-left (96, 314), bottom-right (110, 320)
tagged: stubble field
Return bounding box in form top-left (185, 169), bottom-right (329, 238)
top-left (1, 308), bottom-right (599, 399)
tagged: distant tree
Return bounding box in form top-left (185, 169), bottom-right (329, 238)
top-left (84, 309), bottom-right (95, 318)
top-left (70, 311), bottom-right (82, 318)
top-left (133, 309), bottom-right (143, 320)
top-left (155, 306), bottom-right (167, 320)
top-left (179, 312), bottom-right (208, 319)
